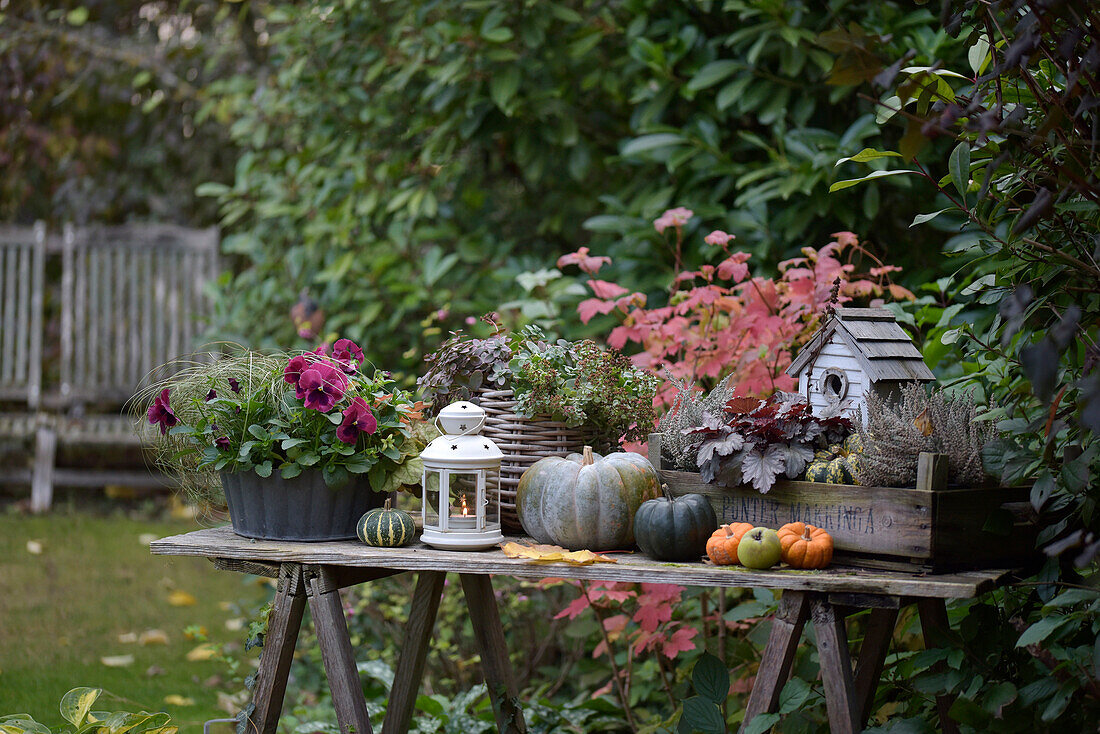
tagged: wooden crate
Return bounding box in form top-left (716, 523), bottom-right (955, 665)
top-left (649, 433), bottom-right (1037, 572)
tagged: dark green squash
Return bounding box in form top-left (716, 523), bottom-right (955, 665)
top-left (633, 487), bottom-right (718, 561)
top-left (516, 446), bottom-right (661, 551)
top-left (357, 498), bottom-right (416, 547)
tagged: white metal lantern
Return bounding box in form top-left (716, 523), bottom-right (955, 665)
top-left (419, 401), bottom-right (504, 551)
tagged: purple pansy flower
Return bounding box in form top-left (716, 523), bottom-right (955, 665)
top-left (283, 354), bottom-right (312, 398)
top-left (147, 388), bottom-right (178, 435)
top-left (337, 397), bottom-right (377, 444)
top-left (228, 378), bottom-right (241, 393)
top-left (332, 338), bottom-right (365, 374)
top-left (205, 388), bottom-right (217, 402)
top-left (298, 361), bottom-right (348, 412)
top-left (211, 424), bottom-right (231, 451)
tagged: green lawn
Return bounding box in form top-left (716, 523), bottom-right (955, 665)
top-left (0, 510), bottom-right (270, 731)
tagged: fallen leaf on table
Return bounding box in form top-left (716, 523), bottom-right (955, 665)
top-left (118, 632), bottom-right (138, 644)
top-left (185, 643), bottom-right (219, 662)
top-left (163, 695), bottom-right (194, 707)
top-left (559, 549), bottom-right (616, 565)
top-left (139, 629), bottom-right (169, 645)
top-left (499, 542), bottom-right (615, 565)
top-left (167, 590), bottom-right (197, 607)
top-left (101, 655), bottom-right (135, 668)
top-left (26, 540), bottom-right (43, 555)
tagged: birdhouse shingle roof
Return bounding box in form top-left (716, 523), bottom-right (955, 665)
top-left (786, 307), bottom-right (935, 383)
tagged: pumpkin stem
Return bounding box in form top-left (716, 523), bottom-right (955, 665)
top-left (384, 497), bottom-right (392, 510)
top-left (661, 483), bottom-right (673, 500)
top-left (582, 446), bottom-right (595, 466)
top-left (724, 524), bottom-right (733, 538)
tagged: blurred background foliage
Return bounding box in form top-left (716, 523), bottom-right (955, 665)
top-left (2, 0), bottom-right (967, 372)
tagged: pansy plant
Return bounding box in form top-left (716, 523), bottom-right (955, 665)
top-left (142, 341), bottom-right (433, 494)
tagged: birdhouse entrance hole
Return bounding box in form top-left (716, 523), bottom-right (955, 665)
top-left (821, 369), bottom-right (848, 402)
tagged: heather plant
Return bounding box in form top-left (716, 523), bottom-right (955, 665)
top-left (856, 384), bottom-right (996, 488)
top-left (137, 340), bottom-right (430, 504)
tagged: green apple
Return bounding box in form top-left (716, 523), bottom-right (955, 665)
top-left (737, 527), bottom-right (782, 569)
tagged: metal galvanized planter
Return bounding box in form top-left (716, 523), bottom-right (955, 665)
top-left (221, 471), bottom-right (387, 542)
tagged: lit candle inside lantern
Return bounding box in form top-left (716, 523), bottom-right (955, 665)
top-left (449, 493), bottom-right (476, 529)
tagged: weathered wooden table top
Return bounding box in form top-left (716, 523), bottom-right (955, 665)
top-left (151, 525), bottom-right (1013, 599)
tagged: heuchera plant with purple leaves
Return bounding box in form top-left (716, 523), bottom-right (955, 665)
top-left (140, 341), bottom-right (434, 500)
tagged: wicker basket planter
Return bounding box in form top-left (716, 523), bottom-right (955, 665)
top-left (475, 387), bottom-right (605, 532)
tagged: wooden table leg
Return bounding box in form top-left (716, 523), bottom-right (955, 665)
top-left (917, 598), bottom-right (960, 734)
top-left (739, 591), bottom-right (810, 734)
top-left (246, 563), bottom-right (307, 734)
top-left (459, 574), bottom-right (528, 734)
top-left (811, 596), bottom-right (859, 734)
top-left (307, 565), bottom-right (374, 734)
top-left (382, 571), bottom-right (446, 734)
top-left (853, 607), bottom-right (898, 727)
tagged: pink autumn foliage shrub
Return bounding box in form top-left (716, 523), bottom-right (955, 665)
top-left (559, 210), bottom-right (914, 409)
top-left (549, 211), bottom-right (914, 694)
top-left (550, 580), bottom-right (701, 699)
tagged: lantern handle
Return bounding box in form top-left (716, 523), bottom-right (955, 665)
top-left (433, 411), bottom-right (486, 438)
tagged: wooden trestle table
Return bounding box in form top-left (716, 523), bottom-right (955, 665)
top-left (151, 526), bottom-right (1013, 734)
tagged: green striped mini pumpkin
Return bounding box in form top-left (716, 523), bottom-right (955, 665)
top-left (356, 499), bottom-right (416, 547)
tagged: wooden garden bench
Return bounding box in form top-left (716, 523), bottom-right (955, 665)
top-left (152, 526), bottom-right (1014, 734)
top-left (0, 222), bottom-right (218, 511)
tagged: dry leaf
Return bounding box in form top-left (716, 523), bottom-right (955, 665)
top-left (185, 644), bottom-right (219, 662)
top-left (224, 618), bottom-right (244, 632)
top-left (874, 701), bottom-right (905, 725)
top-left (163, 695), bottom-right (195, 707)
top-left (167, 590), bottom-right (198, 607)
top-left (139, 629), bottom-right (169, 646)
top-left (183, 626), bottom-right (208, 640)
top-left (499, 542), bottom-right (615, 565)
top-left (118, 632), bottom-right (138, 644)
top-left (913, 407), bottom-right (934, 437)
top-left (101, 655), bottom-right (135, 668)
top-left (146, 665), bottom-right (165, 678)
top-left (138, 533), bottom-right (159, 546)
top-left (26, 540), bottom-right (43, 555)
top-left (559, 549), bottom-right (615, 565)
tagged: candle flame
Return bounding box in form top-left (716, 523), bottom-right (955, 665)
top-left (460, 494), bottom-right (468, 517)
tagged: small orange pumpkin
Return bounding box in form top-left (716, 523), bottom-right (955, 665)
top-left (778, 522), bottom-right (834, 569)
top-left (706, 522), bottom-right (755, 565)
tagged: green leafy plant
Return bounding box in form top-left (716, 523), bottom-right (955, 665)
top-left (509, 328), bottom-right (659, 444)
top-left (138, 339), bottom-right (432, 503)
top-left (0, 688), bottom-right (176, 734)
top-left (417, 327), bottom-right (514, 411)
top-left (419, 325), bottom-right (658, 446)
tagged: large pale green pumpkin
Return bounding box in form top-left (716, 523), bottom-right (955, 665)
top-left (516, 446), bottom-right (662, 551)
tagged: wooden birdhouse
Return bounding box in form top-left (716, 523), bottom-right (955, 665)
top-left (786, 307), bottom-right (934, 423)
